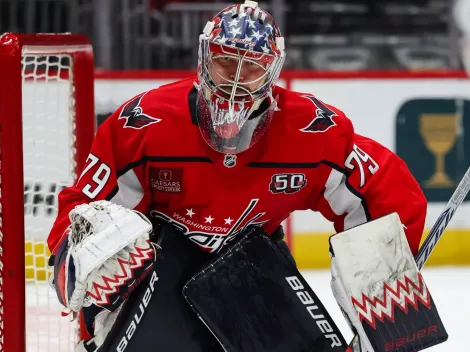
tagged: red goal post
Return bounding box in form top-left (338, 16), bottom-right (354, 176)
top-left (0, 33), bottom-right (95, 351)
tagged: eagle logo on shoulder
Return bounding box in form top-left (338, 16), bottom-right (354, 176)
top-left (119, 92), bottom-right (161, 129)
top-left (300, 95), bottom-right (337, 133)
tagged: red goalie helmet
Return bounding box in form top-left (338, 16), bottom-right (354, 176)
top-left (196, 0), bottom-right (286, 154)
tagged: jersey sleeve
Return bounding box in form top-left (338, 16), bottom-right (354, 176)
top-left (314, 113), bottom-right (427, 255)
top-left (47, 98), bottom-right (152, 254)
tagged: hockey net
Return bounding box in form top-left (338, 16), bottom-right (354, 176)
top-left (0, 34), bottom-right (95, 351)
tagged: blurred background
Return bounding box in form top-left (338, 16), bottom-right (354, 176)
top-left (0, 0), bottom-right (468, 71)
top-left (1, 0), bottom-right (469, 268)
top-left (1, 3), bottom-right (469, 350)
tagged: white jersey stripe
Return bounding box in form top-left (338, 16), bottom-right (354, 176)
top-left (110, 169), bottom-right (144, 209)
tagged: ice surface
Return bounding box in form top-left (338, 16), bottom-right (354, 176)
top-left (26, 267), bottom-right (469, 351)
top-left (301, 267), bottom-right (469, 351)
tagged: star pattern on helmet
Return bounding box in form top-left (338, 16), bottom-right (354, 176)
top-left (261, 43), bottom-right (270, 53)
top-left (251, 30), bottom-right (263, 41)
top-left (242, 34), bottom-right (253, 42)
top-left (228, 18), bottom-right (239, 27)
top-left (230, 26), bottom-right (242, 36)
top-left (217, 34), bottom-right (228, 45)
top-left (246, 17), bottom-right (256, 29)
top-left (211, 6), bottom-right (280, 55)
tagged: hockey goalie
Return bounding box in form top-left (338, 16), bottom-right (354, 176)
top-left (47, 1), bottom-right (448, 351)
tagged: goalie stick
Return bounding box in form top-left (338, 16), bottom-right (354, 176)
top-left (415, 166), bottom-right (470, 269)
top-left (347, 166), bottom-right (470, 351)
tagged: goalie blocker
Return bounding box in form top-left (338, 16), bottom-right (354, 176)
top-left (93, 222), bottom-right (346, 352)
top-left (330, 213), bottom-right (448, 352)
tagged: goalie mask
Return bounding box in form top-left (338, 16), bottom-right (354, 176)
top-left (196, 1), bottom-right (286, 154)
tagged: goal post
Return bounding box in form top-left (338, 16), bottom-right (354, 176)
top-left (0, 33), bottom-right (95, 351)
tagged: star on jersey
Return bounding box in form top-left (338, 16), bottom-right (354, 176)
top-left (118, 91), bottom-right (161, 129)
top-left (186, 208), bottom-right (195, 218)
top-left (149, 199), bottom-right (269, 253)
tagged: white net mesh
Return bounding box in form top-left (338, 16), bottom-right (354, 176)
top-left (22, 53), bottom-right (78, 352)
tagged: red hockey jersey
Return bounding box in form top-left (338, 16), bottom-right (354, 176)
top-left (48, 77), bottom-right (427, 256)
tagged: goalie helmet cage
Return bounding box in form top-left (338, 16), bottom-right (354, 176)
top-left (0, 34), bottom-right (95, 351)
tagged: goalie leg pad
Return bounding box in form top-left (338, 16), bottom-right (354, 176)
top-left (330, 213), bottom-right (448, 352)
top-left (96, 221), bottom-right (223, 352)
top-left (183, 226), bottom-right (347, 352)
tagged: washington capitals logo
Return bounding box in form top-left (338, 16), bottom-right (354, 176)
top-left (119, 92), bottom-right (161, 129)
top-left (149, 199), bottom-right (268, 253)
top-left (300, 95), bottom-right (337, 133)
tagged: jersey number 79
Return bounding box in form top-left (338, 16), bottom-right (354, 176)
top-left (77, 153), bottom-right (112, 199)
top-left (344, 145), bottom-right (379, 188)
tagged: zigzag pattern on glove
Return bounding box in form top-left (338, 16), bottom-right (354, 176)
top-left (86, 240), bottom-right (155, 307)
